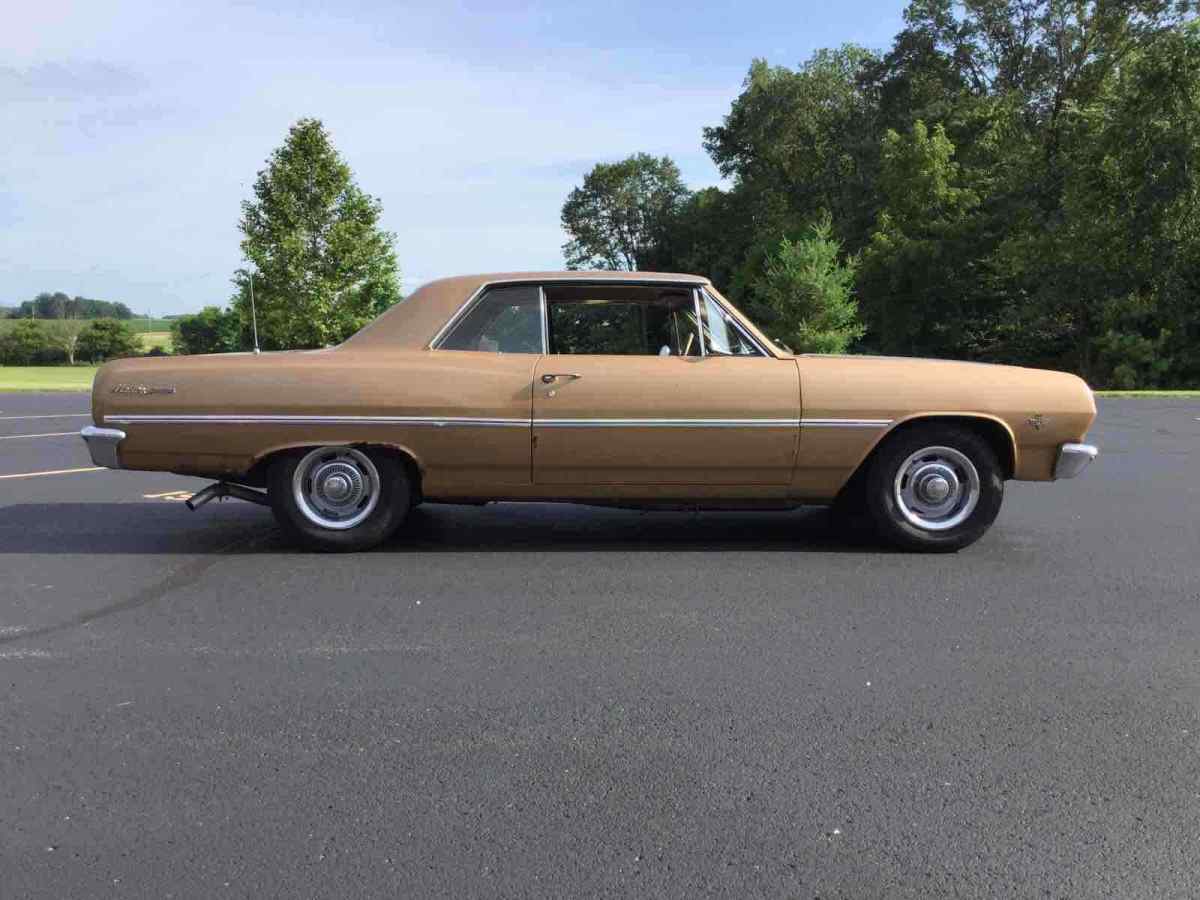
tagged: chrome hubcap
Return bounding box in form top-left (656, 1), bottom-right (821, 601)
top-left (293, 447), bottom-right (380, 530)
top-left (894, 445), bottom-right (980, 531)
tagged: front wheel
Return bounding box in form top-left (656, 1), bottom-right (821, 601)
top-left (865, 425), bottom-right (1004, 552)
top-left (268, 446), bottom-right (412, 551)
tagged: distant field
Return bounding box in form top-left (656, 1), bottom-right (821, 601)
top-left (0, 317), bottom-right (175, 333)
top-left (139, 331), bottom-right (173, 352)
top-left (0, 366), bottom-right (98, 391)
top-left (130, 318), bottom-right (176, 333)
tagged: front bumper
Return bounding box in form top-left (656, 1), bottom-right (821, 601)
top-left (80, 426), bottom-right (126, 469)
top-left (1054, 442), bottom-right (1098, 479)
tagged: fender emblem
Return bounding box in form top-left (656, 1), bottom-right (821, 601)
top-left (112, 383), bottom-right (176, 396)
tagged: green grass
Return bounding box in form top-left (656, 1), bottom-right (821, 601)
top-left (1094, 390), bottom-right (1200, 397)
top-left (139, 331), bottom-right (173, 352)
top-left (0, 366), bottom-right (98, 391)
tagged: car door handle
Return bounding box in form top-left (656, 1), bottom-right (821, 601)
top-left (541, 373), bottom-right (582, 384)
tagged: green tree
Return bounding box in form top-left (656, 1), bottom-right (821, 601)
top-left (43, 319), bottom-right (87, 365)
top-left (235, 118), bottom-right (402, 350)
top-left (560, 153), bottom-right (691, 270)
top-left (753, 215), bottom-right (865, 353)
top-left (77, 319), bottom-right (140, 362)
top-left (587, 3), bottom-right (1198, 384)
top-left (0, 320), bottom-right (53, 364)
top-left (857, 121), bottom-right (987, 356)
top-left (703, 47), bottom-right (881, 250)
top-left (171, 306), bottom-right (241, 355)
top-left (859, 0), bottom-right (1196, 378)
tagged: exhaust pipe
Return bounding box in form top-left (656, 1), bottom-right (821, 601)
top-left (186, 482), bottom-right (270, 511)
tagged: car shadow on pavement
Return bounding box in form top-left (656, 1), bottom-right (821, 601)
top-left (388, 504), bottom-right (892, 554)
top-left (0, 502), bottom-right (891, 554)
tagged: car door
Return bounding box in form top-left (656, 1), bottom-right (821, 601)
top-left (532, 284), bottom-right (799, 485)
top-left (423, 283), bottom-right (542, 486)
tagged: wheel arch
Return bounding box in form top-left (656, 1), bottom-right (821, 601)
top-left (837, 413), bottom-right (1017, 503)
top-left (240, 440), bottom-right (425, 497)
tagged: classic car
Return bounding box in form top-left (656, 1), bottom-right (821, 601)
top-left (81, 271), bottom-right (1098, 552)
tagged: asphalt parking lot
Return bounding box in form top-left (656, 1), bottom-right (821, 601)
top-left (2, 392), bottom-right (1198, 898)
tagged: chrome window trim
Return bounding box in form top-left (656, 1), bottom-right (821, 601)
top-left (429, 283), bottom-right (546, 353)
top-left (441, 277), bottom-right (709, 353)
top-left (698, 288), bottom-right (770, 357)
top-left (538, 285), bottom-right (549, 354)
top-left (428, 283), bottom-right (490, 349)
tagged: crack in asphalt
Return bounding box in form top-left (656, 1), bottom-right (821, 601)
top-left (0, 530), bottom-right (269, 647)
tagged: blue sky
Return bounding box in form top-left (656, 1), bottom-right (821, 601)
top-left (1, 0), bottom-right (907, 314)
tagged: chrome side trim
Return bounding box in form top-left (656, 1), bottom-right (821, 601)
top-left (800, 418), bottom-right (893, 428)
top-left (104, 414), bottom-right (893, 430)
top-left (80, 425), bottom-right (126, 468)
top-left (1054, 442), bottom-right (1098, 479)
top-left (534, 418), bottom-right (797, 428)
top-left (105, 414), bottom-right (529, 428)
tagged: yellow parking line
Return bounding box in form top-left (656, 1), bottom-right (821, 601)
top-left (0, 467), bottom-right (103, 480)
top-left (0, 431), bottom-right (78, 440)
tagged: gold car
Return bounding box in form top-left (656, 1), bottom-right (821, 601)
top-left (81, 271), bottom-right (1098, 552)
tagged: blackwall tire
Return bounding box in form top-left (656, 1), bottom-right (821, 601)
top-left (866, 424), bottom-right (1004, 552)
top-left (267, 446), bottom-right (411, 552)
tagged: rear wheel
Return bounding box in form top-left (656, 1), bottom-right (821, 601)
top-left (865, 424), bottom-right (1004, 552)
top-left (268, 446), bottom-right (411, 551)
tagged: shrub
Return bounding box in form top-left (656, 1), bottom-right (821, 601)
top-left (77, 319), bottom-right (141, 362)
top-left (0, 320), bottom-right (56, 365)
top-left (170, 306), bottom-right (242, 355)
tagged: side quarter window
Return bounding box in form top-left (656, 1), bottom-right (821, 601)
top-left (699, 290), bottom-right (763, 356)
top-left (438, 285), bottom-right (543, 353)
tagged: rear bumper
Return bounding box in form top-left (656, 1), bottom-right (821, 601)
top-left (80, 426), bottom-right (126, 469)
top-left (1054, 442), bottom-right (1098, 479)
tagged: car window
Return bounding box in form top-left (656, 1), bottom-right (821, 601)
top-left (545, 287), bottom-right (701, 356)
top-left (699, 290), bottom-right (762, 356)
top-left (438, 285), bottom-right (543, 353)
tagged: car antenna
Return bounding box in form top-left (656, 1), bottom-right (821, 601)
top-left (248, 271), bottom-right (261, 355)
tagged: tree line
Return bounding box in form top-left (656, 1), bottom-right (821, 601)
top-left (0, 319), bottom-right (148, 366)
top-left (0, 292), bottom-right (159, 365)
top-left (561, 1), bottom-right (1200, 388)
top-left (1, 292), bottom-right (137, 321)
